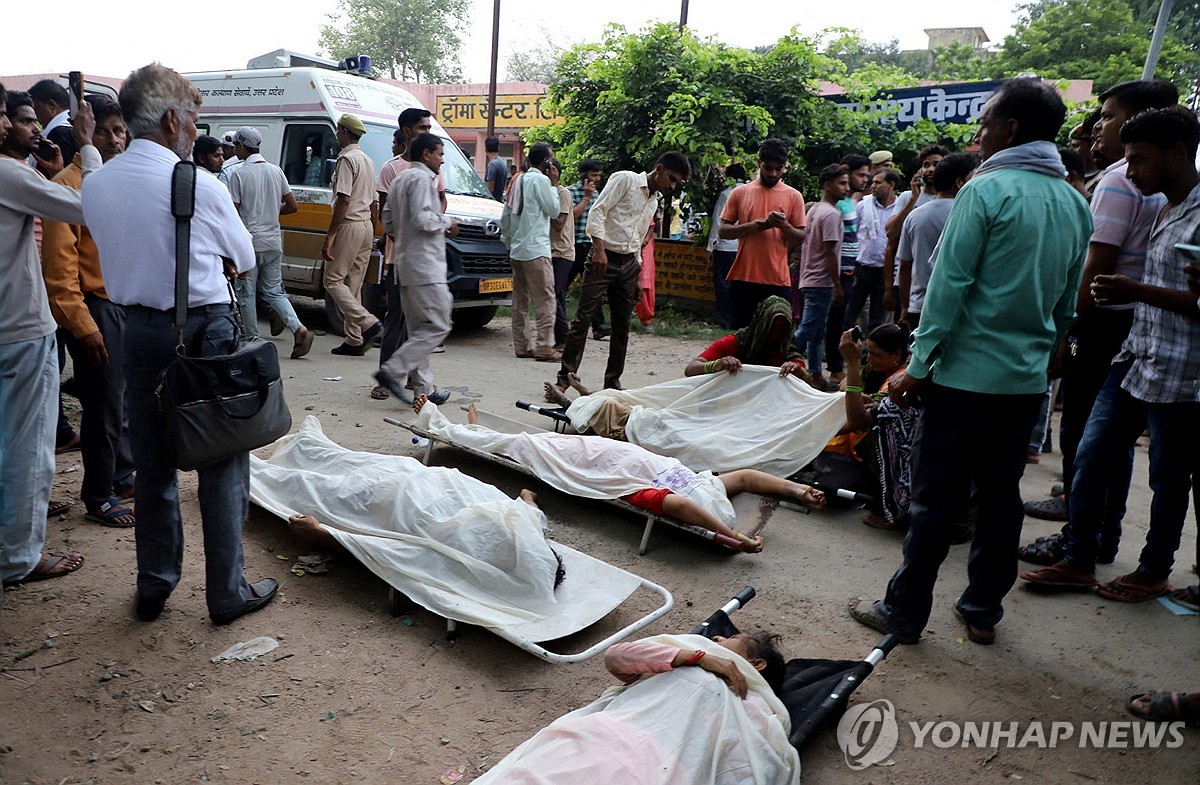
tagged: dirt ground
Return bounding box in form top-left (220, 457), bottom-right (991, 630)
top-left (2, 310), bottom-right (1197, 785)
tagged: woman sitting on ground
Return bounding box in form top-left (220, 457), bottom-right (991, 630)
top-left (684, 295), bottom-right (809, 381)
top-left (832, 325), bottom-right (915, 530)
top-left (473, 630), bottom-right (799, 784)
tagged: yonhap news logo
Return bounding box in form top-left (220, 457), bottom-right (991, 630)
top-left (836, 700), bottom-right (1188, 769)
top-left (837, 699), bottom-right (900, 770)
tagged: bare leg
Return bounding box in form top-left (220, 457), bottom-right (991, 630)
top-left (566, 372), bottom-right (591, 397)
top-left (660, 494), bottom-right (763, 553)
top-left (412, 393), bottom-right (429, 415)
top-left (466, 403), bottom-right (479, 425)
top-left (719, 469), bottom-right (827, 508)
top-left (543, 381), bottom-right (572, 408)
top-left (287, 514), bottom-right (348, 555)
top-left (518, 489), bottom-right (539, 507)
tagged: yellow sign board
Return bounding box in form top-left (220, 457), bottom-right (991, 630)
top-left (654, 240), bottom-right (716, 302)
top-left (435, 94), bottom-right (561, 129)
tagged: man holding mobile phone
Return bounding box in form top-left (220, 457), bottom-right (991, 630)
top-left (29, 79), bottom-right (78, 164)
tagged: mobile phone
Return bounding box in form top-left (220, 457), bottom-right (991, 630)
top-left (1176, 243), bottom-right (1200, 264)
top-left (68, 71), bottom-right (84, 118)
top-left (850, 325), bottom-right (864, 341)
top-left (35, 137), bottom-right (56, 159)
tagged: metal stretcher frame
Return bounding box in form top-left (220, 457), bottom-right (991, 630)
top-left (384, 411), bottom-right (778, 555)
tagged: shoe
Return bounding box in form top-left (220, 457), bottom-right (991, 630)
top-left (370, 384), bottom-right (391, 400)
top-left (515, 351), bottom-right (534, 359)
top-left (952, 605), bottom-right (995, 645)
top-left (291, 328), bottom-right (314, 359)
top-left (552, 343), bottom-right (566, 353)
top-left (1018, 532), bottom-right (1066, 565)
top-left (427, 389), bottom-right (451, 405)
top-left (1050, 482), bottom-right (1064, 497)
top-left (331, 341), bottom-right (368, 356)
top-left (47, 499), bottom-right (72, 517)
top-left (269, 310), bottom-right (285, 337)
top-left (55, 433), bottom-right (82, 454)
top-left (534, 352), bottom-right (563, 362)
top-left (847, 597), bottom-right (920, 645)
top-left (1024, 496), bottom-right (1068, 521)
top-left (1019, 560), bottom-right (1099, 589)
top-left (593, 326), bottom-right (612, 340)
top-left (432, 344), bottom-right (446, 354)
top-left (211, 578), bottom-right (279, 626)
top-left (136, 592), bottom-right (168, 622)
top-left (360, 321), bottom-right (384, 348)
top-left (373, 370), bottom-right (413, 404)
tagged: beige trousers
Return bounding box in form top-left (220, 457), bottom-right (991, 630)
top-left (323, 220), bottom-right (375, 345)
top-left (511, 257), bottom-right (556, 357)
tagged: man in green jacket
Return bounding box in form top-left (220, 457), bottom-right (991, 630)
top-left (850, 78), bottom-right (1093, 646)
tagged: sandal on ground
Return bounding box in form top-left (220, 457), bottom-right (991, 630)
top-left (848, 597), bottom-right (920, 645)
top-left (47, 499), bottom-right (72, 517)
top-left (2, 552), bottom-right (85, 587)
top-left (370, 384), bottom-right (391, 400)
top-left (1018, 531), bottom-right (1066, 565)
top-left (1024, 496), bottom-right (1068, 522)
top-left (55, 434), bottom-right (82, 454)
top-left (1019, 560), bottom-right (1099, 589)
top-left (862, 510), bottom-right (903, 531)
top-left (1126, 691), bottom-right (1200, 728)
top-left (1167, 585), bottom-right (1199, 611)
top-left (952, 605), bottom-right (995, 646)
top-left (1096, 573), bottom-right (1171, 603)
top-left (85, 498), bottom-right (136, 528)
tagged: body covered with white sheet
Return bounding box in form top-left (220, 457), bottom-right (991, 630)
top-left (249, 417), bottom-right (562, 628)
top-left (475, 633), bottom-right (800, 785)
top-left (564, 366), bottom-right (845, 476)
top-left (417, 403), bottom-right (737, 527)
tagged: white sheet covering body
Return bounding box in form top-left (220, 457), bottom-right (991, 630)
top-left (474, 633), bottom-right (800, 785)
top-left (418, 404), bottom-right (737, 526)
top-left (249, 417), bottom-right (564, 628)
top-left (564, 366), bottom-right (846, 477)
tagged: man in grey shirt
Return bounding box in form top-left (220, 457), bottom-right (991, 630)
top-left (375, 133), bottom-right (458, 404)
top-left (896, 153), bottom-right (978, 329)
top-left (227, 125), bottom-right (312, 357)
top-left (0, 86), bottom-right (94, 591)
top-left (484, 135), bottom-right (507, 201)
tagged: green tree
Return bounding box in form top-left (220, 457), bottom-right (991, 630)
top-left (319, 0), bottom-right (470, 82)
top-left (994, 0), bottom-right (1200, 92)
top-left (506, 41), bottom-right (562, 83)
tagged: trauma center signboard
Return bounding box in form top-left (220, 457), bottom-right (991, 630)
top-left (829, 80), bottom-right (1003, 129)
top-left (436, 94), bottom-right (561, 129)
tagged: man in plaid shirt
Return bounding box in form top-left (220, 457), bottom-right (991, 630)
top-left (567, 160), bottom-right (610, 339)
top-left (1022, 107), bottom-right (1200, 603)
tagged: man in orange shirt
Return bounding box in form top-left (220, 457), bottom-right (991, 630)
top-left (719, 138), bottom-right (807, 328)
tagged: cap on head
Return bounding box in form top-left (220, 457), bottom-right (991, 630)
top-left (221, 132), bottom-right (236, 148)
top-left (234, 126), bottom-right (262, 148)
top-left (868, 150), bottom-right (893, 165)
top-left (337, 114), bottom-right (367, 137)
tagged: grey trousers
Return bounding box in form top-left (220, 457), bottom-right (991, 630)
top-left (379, 283), bottom-right (452, 396)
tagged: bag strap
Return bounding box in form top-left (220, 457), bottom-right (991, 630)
top-left (170, 161), bottom-right (197, 344)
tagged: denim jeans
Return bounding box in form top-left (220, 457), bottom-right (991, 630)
top-left (793, 287), bottom-right (834, 374)
top-left (876, 383), bottom-right (1042, 634)
top-left (0, 334), bottom-right (57, 583)
top-left (825, 272), bottom-right (855, 374)
top-left (123, 304), bottom-right (252, 617)
top-left (235, 249), bottom-right (303, 338)
top-left (1064, 362), bottom-right (1198, 578)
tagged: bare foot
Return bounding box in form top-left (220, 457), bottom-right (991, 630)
top-left (518, 489), bottom-right (540, 507)
top-left (566, 372), bottom-right (591, 397)
top-left (466, 403), bottom-right (479, 425)
top-left (543, 381), bottom-right (572, 408)
top-left (413, 394), bottom-right (429, 415)
top-left (794, 484), bottom-right (826, 508)
top-left (740, 535), bottom-right (764, 554)
top-left (287, 513), bottom-right (343, 552)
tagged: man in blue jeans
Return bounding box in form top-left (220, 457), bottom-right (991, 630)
top-left (1021, 107), bottom-right (1200, 602)
top-left (83, 64), bottom-right (279, 626)
top-left (849, 78), bottom-right (1092, 646)
top-left (793, 164), bottom-right (849, 389)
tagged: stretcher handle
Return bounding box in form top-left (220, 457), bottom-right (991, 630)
top-left (515, 400), bottom-right (572, 423)
top-left (814, 484), bottom-right (876, 505)
top-left (865, 634), bottom-right (899, 665)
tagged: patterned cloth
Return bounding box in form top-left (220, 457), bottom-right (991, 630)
top-left (568, 181), bottom-right (596, 243)
top-left (1115, 182), bottom-right (1200, 403)
top-left (863, 397), bottom-right (920, 527)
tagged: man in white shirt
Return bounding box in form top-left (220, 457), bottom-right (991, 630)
top-left (845, 169), bottom-right (899, 331)
top-left (0, 85), bottom-right (94, 591)
top-left (217, 131), bottom-right (241, 188)
top-left (501, 141), bottom-right (560, 360)
top-left (555, 152), bottom-right (690, 393)
top-left (227, 126), bottom-right (311, 357)
top-left (82, 64), bottom-right (277, 627)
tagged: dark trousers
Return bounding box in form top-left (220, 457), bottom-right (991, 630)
top-left (123, 304), bottom-right (251, 617)
top-left (558, 251), bottom-right (638, 389)
top-left (552, 256), bottom-right (575, 346)
top-left (572, 242), bottom-right (606, 332)
top-left (843, 265), bottom-right (887, 332)
top-left (1064, 362), bottom-right (1199, 578)
top-left (730, 280), bottom-right (791, 329)
top-left (379, 265), bottom-right (415, 385)
top-left (825, 271), bottom-right (855, 373)
top-left (712, 250), bottom-right (737, 329)
top-left (879, 383), bottom-right (1042, 634)
top-left (55, 330), bottom-right (75, 446)
top-left (63, 295), bottom-right (134, 509)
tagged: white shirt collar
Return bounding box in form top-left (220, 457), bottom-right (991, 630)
top-left (44, 109), bottom-right (71, 134)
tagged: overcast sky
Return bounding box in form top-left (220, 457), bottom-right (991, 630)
top-left (1, 0), bottom-right (1023, 82)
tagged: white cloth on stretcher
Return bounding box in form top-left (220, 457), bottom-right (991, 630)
top-left (564, 366), bottom-right (846, 477)
top-left (248, 416), bottom-right (564, 628)
top-left (417, 403), bottom-right (737, 527)
top-left (473, 633), bottom-right (801, 785)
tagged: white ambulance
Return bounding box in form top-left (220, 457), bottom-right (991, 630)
top-left (187, 50), bottom-right (511, 330)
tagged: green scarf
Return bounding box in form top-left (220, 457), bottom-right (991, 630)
top-left (733, 295), bottom-right (801, 365)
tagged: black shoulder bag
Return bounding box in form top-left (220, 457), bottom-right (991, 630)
top-left (156, 160), bottom-right (292, 470)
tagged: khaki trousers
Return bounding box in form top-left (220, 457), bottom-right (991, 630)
top-left (510, 256), bottom-right (556, 357)
top-left (323, 220), bottom-right (375, 345)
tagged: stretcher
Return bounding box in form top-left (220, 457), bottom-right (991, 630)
top-left (385, 408), bottom-right (782, 555)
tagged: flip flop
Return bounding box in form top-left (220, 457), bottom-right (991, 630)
top-left (1168, 585), bottom-right (1200, 612)
top-left (1126, 691), bottom-right (1200, 728)
top-left (3, 552), bottom-right (85, 587)
top-left (370, 384), bottom-right (391, 400)
top-left (85, 498), bottom-right (136, 528)
top-left (1019, 561), bottom-right (1099, 589)
top-left (1097, 574), bottom-right (1171, 603)
top-left (47, 499), bottom-right (72, 517)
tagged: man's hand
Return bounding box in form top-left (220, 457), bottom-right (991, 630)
top-left (582, 179), bottom-right (595, 197)
top-left (32, 138), bottom-right (64, 177)
top-left (882, 286), bottom-right (894, 312)
top-left (838, 328), bottom-right (863, 365)
top-left (888, 371), bottom-right (924, 409)
top-left (779, 360), bottom-right (804, 378)
top-left (1090, 274), bottom-right (1141, 307)
top-left (910, 171), bottom-right (923, 192)
top-left (764, 211), bottom-right (788, 229)
top-left (832, 285), bottom-right (845, 308)
top-left (446, 217), bottom-right (459, 238)
top-left (698, 654), bottom-right (750, 699)
top-left (321, 236), bottom-right (335, 263)
top-left (78, 330), bottom-right (108, 366)
top-left (591, 246), bottom-right (609, 277)
top-left (222, 257), bottom-right (241, 279)
top-left (72, 99), bottom-right (96, 149)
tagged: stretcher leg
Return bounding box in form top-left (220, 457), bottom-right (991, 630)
top-left (638, 515), bottom-right (656, 555)
top-left (446, 619), bottom-right (458, 641)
